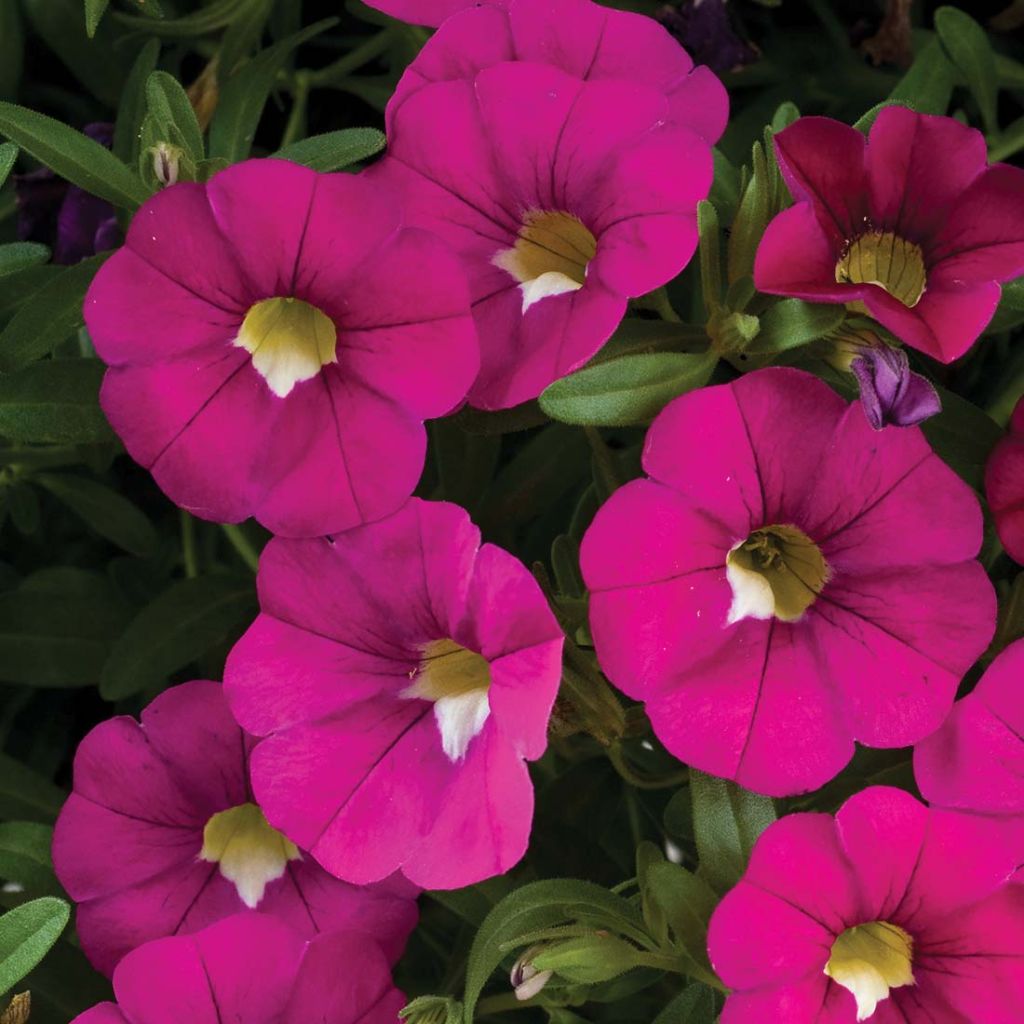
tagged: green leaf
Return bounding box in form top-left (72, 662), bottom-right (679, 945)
top-left (145, 71), bottom-right (205, 164)
top-left (0, 266), bottom-right (62, 319)
top-left (0, 255), bottom-right (107, 372)
top-left (697, 200), bottom-right (723, 314)
top-left (209, 18), bottom-right (337, 163)
top-left (36, 473), bottom-right (158, 556)
top-left (935, 8), bottom-right (999, 132)
top-left (0, 142), bottom-right (15, 188)
top-left (0, 244), bottom-right (50, 278)
top-left (539, 353), bottom-right (717, 427)
top-left (0, 898), bottom-right (69, 997)
top-left (644, 861), bottom-right (718, 981)
top-left (690, 770), bottom-right (776, 894)
top-left (273, 128), bottom-right (386, 171)
top-left (0, 1), bottom-right (24, 101)
top-left (0, 105), bottom-right (146, 209)
top-left (0, 756), bottom-right (64, 824)
top-left (653, 985), bottom-right (718, 1024)
top-left (921, 385), bottom-right (1003, 490)
top-left (84, 0), bottom-right (110, 36)
top-left (100, 574), bottom-right (256, 701)
top-left (115, 0), bottom-right (248, 36)
top-left (531, 934), bottom-right (645, 985)
top-left (889, 34), bottom-right (955, 116)
top-left (0, 824), bottom-right (60, 898)
top-left (114, 39), bottom-right (161, 166)
top-left (746, 299), bottom-right (846, 355)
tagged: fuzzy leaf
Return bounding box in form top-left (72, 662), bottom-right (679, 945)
top-left (889, 35), bottom-right (955, 116)
top-left (0, 360), bottom-right (114, 444)
top-left (935, 7), bottom-right (999, 134)
top-left (273, 128), bottom-right (386, 171)
top-left (746, 299), bottom-right (846, 354)
top-left (0, 899), bottom-right (69, 997)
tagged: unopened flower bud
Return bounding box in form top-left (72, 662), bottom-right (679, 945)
top-left (510, 945), bottom-right (554, 1001)
top-left (0, 993), bottom-right (30, 1024)
top-left (151, 143), bottom-right (182, 188)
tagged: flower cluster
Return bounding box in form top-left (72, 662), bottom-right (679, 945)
top-left (54, 1), bottom-right (1024, 1022)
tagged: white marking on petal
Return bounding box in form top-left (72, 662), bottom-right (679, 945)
top-left (725, 541), bottom-right (775, 624)
top-left (518, 271), bottom-right (584, 313)
top-left (433, 689), bottom-right (491, 762)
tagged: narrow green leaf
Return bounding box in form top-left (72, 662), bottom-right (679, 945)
top-left (0, 360), bottom-right (114, 445)
top-left (114, 0), bottom-right (247, 36)
top-left (889, 34), bottom-right (955, 116)
top-left (0, 266), bottom-right (61, 319)
top-left (727, 141), bottom-right (773, 285)
top-left (0, 244), bottom-right (49, 278)
top-left (114, 39), bottom-right (161, 166)
top-left (0, 898), bottom-right (69, 996)
top-left (145, 70), bottom-right (205, 163)
top-left (539, 353), bottom-right (717, 427)
top-left (273, 127), bottom-right (386, 171)
top-left (0, 254), bottom-right (107, 372)
top-left (691, 770), bottom-right (776, 894)
top-left (653, 985), bottom-right (718, 1024)
top-left (644, 861), bottom-right (718, 979)
top-left (0, 1), bottom-right (24, 101)
top-left (100, 574), bottom-right (256, 701)
top-left (0, 142), bottom-right (15, 188)
top-left (209, 18), bottom-right (337, 163)
top-left (0, 105), bottom-right (146, 209)
top-left (746, 299), bottom-right (846, 355)
top-left (84, 0), bottom-right (110, 36)
top-left (935, 8), bottom-right (999, 132)
top-left (0, 824), bottom-right (60, 897)
top-left (0, 756), bottom-right (64, 824)
top-left (697, 200), bottom-right (723, 313)
top-left (36, 473), bottom-right (158, 556)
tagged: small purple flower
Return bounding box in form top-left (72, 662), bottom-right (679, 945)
top-left (658, 1), bottom-right (758, 75)
top-left (15, 123), bottom-right (122, 265)
top-left (850, 344), bottom-right (942, 430)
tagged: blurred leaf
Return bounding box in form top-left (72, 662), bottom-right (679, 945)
top-left (0, 756), bottom-right (64, 824)
top-left (7, 483), bottom-right (39, 536)
top-left (100, 573), bottom-right (256, 700)
top-left (0, 245), bottom-right (50, 279)
top-left (84, 0), bottom-right (109, 37)
top-left (209, 18), bottom-right (337, 163)
top-left (220, 0), bottom-right (274, 77)
top-left (19, 938), bottom-right (111, 1024)
top-left (115, 0), bottom-right (248, 36)
top-left (0, 2), bottom-right (23, 101)
top-left (746, 299), bottom-right (845, 355)
top-left (0, 899), bottom-right (69, 997)
top-left (36, 473), bottom-right (158, 556)
top-left (0, 361), bottom-right (113, 445)
top-left (540, 353), bottom-right (716, 427)
top-left (652, 985), bottom-right (718, 1024)
top-left (0, 105), bottom-right (145, 209)
top-left (0, 824), bottom-right (60, 898)
top-left (0, 143), bottom-right (15, 188)
top-left (0, 267), bottom-right (62, 319)
top-left (888, 35), bottom-right (954, 116)
top-left (0, 254), bottom-right (106, 372)
top-left (921, 385), bottom-right (1003, 490)
top-left (113, 39), bottom-right (161, 166)
top-left (145, 71), bottom-right (205, 164)
top-left (935, 7), bottom-right (999, 134)
top-left (273, 128), bottom-right (386, 171)
top-left (690, 770), bottom-right (776, 894)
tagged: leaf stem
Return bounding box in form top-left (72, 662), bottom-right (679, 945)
top-left (180, 509), bottom-right (199, 578)
top-left (307, 28), bottom-right (396, 89)
top-left (220, 523), bottom-right (260, 572)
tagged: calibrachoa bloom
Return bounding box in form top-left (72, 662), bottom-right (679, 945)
top-left (84, 158), bottom-right (477, 537)
top-left (224, 499), bottom-right (564, 889)
top-left (53, 680), bottom-right (417, 977)
top-left (755, 106), bottom-right (1024, 363)
top-left (707, 787), bottom-right (1024, 1023)
top-left (72, 913), bottom-right (405, 1024)
top-left (387, 0), bottom-right (728, 148)
top-left (915, 638), bottom-right (1024, 876)
top-left (580, 368), bottom-right (995, 796)
top-left (372, 61), bottom-right (714, 409)
top-left (985, 394), bottom-right (1024, 565)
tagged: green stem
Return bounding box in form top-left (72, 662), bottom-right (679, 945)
top-left (647, 286), bottom-right (682, 323)
top-left (987, 357), bottom-right (1024, 427)
top-left (280, 70), bottom-right (311, 149)
top-left (475, 993), bottom-right (542, 1016)
top-left (607, 744), bottom-right (689, 791)
top-left (180, 510), bottom-right (199, 579)
top-left (307, 28), bottom-right (396, 88)
top-left (221, 523), bottom-right (261, 572)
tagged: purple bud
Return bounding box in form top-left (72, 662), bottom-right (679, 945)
top-left (658, 1), bottom-right (758, 76)
top-left (850, 346), bottom-right (941, 430)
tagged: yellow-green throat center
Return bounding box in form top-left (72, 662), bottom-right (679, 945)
top-left (825, 921), bottom-right (915, 1021)
top-left (493, 210), bottom-right (597, 313)
top-left (235, 296), bottom-right (337, 398)
top-left (835, 231), bottom-right (926, 308)
top-left (200, 802), bottom-right (300, 908)
top-left (403, 638), bottom-right (492, 762)
top-left (726, 524), bottom-right (830, 624)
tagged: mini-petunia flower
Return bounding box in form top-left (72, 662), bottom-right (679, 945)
top-left (985, 394), bottom-right (1024, 565)
top-left (707, 787), bottom-right (1024, 1023)
top-left (386, 0), bottom-right (727, 149)
top-left (754, 106), bottom-right (1024, 363)
top-left (580, 367), bottom-right (995, 796)
top-left (71, 913), bottom-right (405, 1024)
top-left (914, 637), bottom-right (1024, 877)
top-left (52, 681), bottom-right (417, 977)
top-left (84, 158), bottom-right (478, 538)
top-left (224, 498), bottom-right (564, 889)
top-left (371, 61), bottom-right (714, 409)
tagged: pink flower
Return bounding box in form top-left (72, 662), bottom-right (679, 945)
top-left (363, 0), bottom-right (479, 27)
top-left (387, 0), bottom-right (727, 149)
top-left (580, 368), bottom-right (995, 796)
top-left (223, 499), bottom-right (564, 889)
top-left (914, 638), bottom-right (1024, 877)
top-left (707, 787), bottom-right (1024, 1023)
top-left (84, 159), bottom-right (477, 537)
top-left (985, 395), bottom-right (1024, 565)
top-left (754, 106), bottom-right (1024, 363)
top-left (71, 913), bottom-right (405, 1024)
top-left (53, 681), bottom-right (417, 977)
top-left (371, 60), bottom-right (714, 409)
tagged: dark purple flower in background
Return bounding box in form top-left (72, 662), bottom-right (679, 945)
top-left (15, 123), bottom-right (122, 264)
top-left (850, 344), bottom-right (942, 430)
top-left (658, 1), bottom-right (758, 75)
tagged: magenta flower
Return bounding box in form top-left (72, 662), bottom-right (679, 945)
top-left (84, 159), bottom-right (477, 537)
top-left (363, 0), bottom-right (476, 26)
top-left (224, 499), bottom-right (564, 889)
top-left (708, 787), bottom-right (1024, 1023)
top-left (580, 368), bottom-right (995, 796)
top-left (754, 106), bottom-right (1024, 363)
top-left (72, 913), bottom-right (405, 1024)
top-left (914, 638), bottom-right (1024, 877)
top-left (53, 681), bottom-right (417, 977)
top-left (986, 395), bottom-right (1024, 565)
top-left (849, 345), bottom-right (940, 430)
top-left (371, 61), bottom-right (714, 409)
top-left (388, 0), bottom-right (727, 148)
